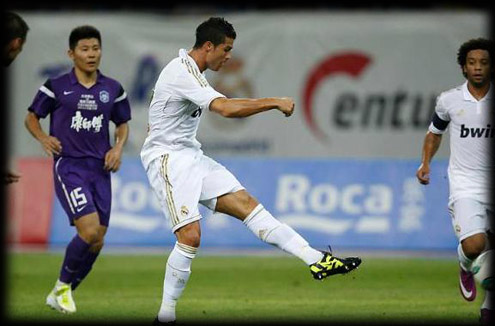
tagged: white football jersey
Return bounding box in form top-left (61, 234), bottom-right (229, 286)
top-left (429, 81), bottom-right (493, 203)
top-left (140, 49), bottom-right (225, 168)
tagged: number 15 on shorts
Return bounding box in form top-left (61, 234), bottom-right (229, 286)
top-left (70, 187), bottom-right (88, 212)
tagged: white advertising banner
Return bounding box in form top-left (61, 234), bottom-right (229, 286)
top-left (9, 11), bottom-right (488, 158)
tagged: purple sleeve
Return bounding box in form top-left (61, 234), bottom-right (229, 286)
top-left (110, 85), bottom-right (131, 125)
top-left (28, 80), bottom-right (56, 118)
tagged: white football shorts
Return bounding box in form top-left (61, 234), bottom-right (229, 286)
top-left (449, 197), bottom-right (493, 242)
top-left (145, 150), bottom-right (244, 232)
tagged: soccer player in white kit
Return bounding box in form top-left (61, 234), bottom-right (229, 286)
top-left (141, 17), bottom-right (361, 324)
top-left (416, 38), bottom-right (493, 323)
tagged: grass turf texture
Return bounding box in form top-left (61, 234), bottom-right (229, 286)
top-left (4, 252), bottom-right (484, 325)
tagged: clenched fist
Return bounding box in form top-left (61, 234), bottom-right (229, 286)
top-left (277, 97), bottom-right (295, 117)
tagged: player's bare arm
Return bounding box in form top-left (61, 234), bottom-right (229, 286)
top-left (416, 131), bottom-right (442, 185)
top-left (209, 97), bottom-right (295, 118)
top-left (104, 122), bottom-right (129, 172)
top-left (24, 111), bottom-right (62, 157)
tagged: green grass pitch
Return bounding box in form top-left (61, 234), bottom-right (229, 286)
top-left (4, 251), bottom-right (484, 324)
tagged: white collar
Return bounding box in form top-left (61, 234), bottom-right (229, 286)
top-left (462, 81), bottom-right (492, 102)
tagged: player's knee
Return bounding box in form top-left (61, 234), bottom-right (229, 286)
top-left (91, 239), bottom-right (104, 253)
top-left (79, 227), bottom-right (100, 245)
top-left (180, 233), bottom-right (200, 248)
top-left (462, 236), bottom-right (486, 259)
top-left (175, 224), bottom-right (201, 248)
top-left (463, 244), bottom-right (485, 259)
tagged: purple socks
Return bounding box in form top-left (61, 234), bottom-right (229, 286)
top-left (59, 235), bottom-right (91, 284)
top-left (71, 250), bottom-right (100, 290)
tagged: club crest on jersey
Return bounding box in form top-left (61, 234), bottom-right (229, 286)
top-left (181, 206), bottom-right (189, 217)
top-left (99, 90), bottom-right (110, 103)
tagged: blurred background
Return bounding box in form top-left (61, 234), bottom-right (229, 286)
top-left (3, 1), bottom-right (491, 253)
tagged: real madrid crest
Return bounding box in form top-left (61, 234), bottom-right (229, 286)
top-left (99, 90), bottom-right (110, 103)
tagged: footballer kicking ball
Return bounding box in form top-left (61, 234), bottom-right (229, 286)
top-left (471, 250), bottom-right (493, 290)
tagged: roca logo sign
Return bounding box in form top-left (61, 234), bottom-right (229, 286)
top-left (302, 51), bottom-right (437, 142)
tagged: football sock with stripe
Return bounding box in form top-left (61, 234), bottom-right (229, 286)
top-left (158, 241), bottom-right (197, 323)
top-left (71, 250), bottom-right (100, 291)
top-left (59, 235), bottom-right (91, 284)
top-left (243, 204), bottom-right (323, 265)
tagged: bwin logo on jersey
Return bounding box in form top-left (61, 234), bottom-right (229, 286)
top-left (99, 90), bottom-right (110, 103)
top-left (460, 124), bottom-right (494, 138)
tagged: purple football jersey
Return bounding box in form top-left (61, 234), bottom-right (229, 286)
top-left (28, 68), bottom-right (131, 159)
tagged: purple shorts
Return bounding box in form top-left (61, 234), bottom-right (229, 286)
top-left (53, 156), bottom-right (112, 226)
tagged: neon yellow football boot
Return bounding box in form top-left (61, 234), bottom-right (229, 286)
top-left (46, 283), bottom-right (76, 313)
top-left (310, 246), bottom-right (362, 280)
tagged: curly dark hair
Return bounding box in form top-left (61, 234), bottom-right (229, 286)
top-left (457, 38), bottom-right (494, 78)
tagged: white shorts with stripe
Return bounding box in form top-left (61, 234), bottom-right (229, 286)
top-left (145, 149), bottom-right (244, 232)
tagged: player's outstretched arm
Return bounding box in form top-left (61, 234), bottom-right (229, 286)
top-left (209, 97), bottom-right (294, 118)
top-left (24, 111), bottom-right (62, 157)
top-left (416, 131), bottom-right (442, 185)
top-left (104, 122), bottom-right (129, 172)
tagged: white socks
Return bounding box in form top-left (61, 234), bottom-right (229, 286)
top-left (457, 243), bottom-right (473, 272)
top-left (243, 204), bottom-right (323, 265)
top-left (158, 242), bottom-right (197, 323)
top-left (157, 204), bottom-right (323, 322)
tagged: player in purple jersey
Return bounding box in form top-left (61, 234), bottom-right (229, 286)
top-left (3, 11), bottom-right (29, 184)
top-left (24, 25), bottom-right (131, 314)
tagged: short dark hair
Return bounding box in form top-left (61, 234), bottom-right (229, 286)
top-left (193, 17), bottom-right (236, 49)
top-left (69, 25), bottom-right (101, 50)
top-left (457, 38), bottom-right (494, 78)
top-left (4, 11), bottom-right (29, 46)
